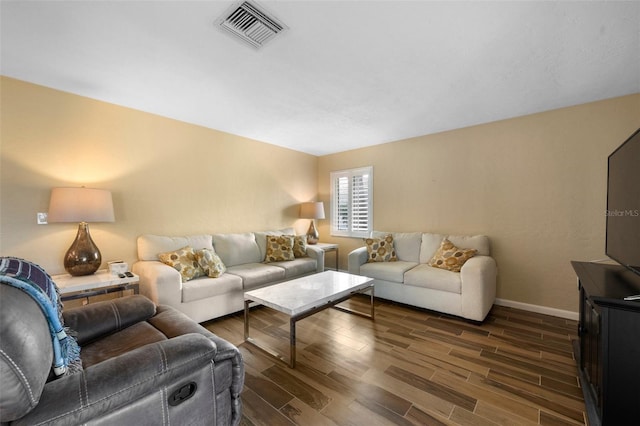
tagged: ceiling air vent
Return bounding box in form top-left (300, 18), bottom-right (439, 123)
top-left (217, 1), bottom-right (287, 49)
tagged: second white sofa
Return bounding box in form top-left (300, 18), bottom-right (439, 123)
top-left (132, 228), bottom-right (324, 323)
top-left (348, 231), bottom-right (497, 321)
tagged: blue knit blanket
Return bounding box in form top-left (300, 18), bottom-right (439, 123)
top-left (0, 257), bottom-right (81, 376)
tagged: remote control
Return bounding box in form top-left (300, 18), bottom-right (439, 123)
top-left (623, 294), bottom-right (640, 301)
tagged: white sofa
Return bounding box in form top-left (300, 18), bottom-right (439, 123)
top-left (132, 228), bottom-right (324, 323)
top-left (348, 232), bottom-right (497, 321)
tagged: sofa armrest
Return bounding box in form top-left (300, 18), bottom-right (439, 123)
top-left (62, 295), bottom-right (156, 346)
top-left (348, 246), bottom-right (368, 275)
top-left (460, 255), bottom-right (497, 321)
top-left (14, 334), bottom-right (225, 425)
top-left (132, 260), bottom-right (182, 307)
top-left (305, 245), bottom-right (325, 273)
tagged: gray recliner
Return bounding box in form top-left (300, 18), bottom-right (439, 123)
top-left (0, 285), bottom-right (244, 425)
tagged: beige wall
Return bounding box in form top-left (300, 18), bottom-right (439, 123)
top-left (2, 75), bottom-right (638, 314)
top-left (0, 77), bottom-right (318, 274)
top-left (318, 94), bottom-right (640, 313)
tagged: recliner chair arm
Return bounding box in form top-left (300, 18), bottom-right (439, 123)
top-left (62, 295), bottom-right (156, 346)
top-left (11, 334), bottom-right (220, 425)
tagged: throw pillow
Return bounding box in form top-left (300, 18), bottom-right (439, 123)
top-left (264, 235), bottom-right (295, 262)
top-left (292, 235), bottom-right (308, 258)
top-left (364, 234), bottom-right (398, 262)
top-left (428, 238), bottom-right (477, 272)
top-left (195, 248), bottom-right (226, 278)
top-left (158, 246), bottom-right (204, 282)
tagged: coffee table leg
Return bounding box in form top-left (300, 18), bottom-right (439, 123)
top-left (244, 299), bottom-right (251, 340)
top-left (370, 284), bottom-right (375, 320)
top-left (290, 317), bottom-right (296, 368)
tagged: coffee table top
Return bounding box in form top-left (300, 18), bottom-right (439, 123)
top-left (244, 271), bottom-right (373, 316)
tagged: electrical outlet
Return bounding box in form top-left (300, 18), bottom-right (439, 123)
top-left (37, 212), bottom-right (48, 225)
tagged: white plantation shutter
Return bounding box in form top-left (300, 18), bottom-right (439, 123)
top-left (330, 167), bottom-right (373, 237)
top-left (334, 174), bottom-right (349, 232)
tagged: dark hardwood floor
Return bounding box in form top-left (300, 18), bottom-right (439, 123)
top-left (203, 296), bottom-right (585, 425)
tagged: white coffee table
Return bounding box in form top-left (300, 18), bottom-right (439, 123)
top-left (244, 270), bottom-right (374, 367)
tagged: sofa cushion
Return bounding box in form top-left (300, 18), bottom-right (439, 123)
top-left (447, 234), bottom-right (490, 256)
top-left (254, 228), bottom-right (295, 260)
top-left (364, 235), bottom-right (398, 262)
top-left (373, 231), bottom-right (422, 262)
top-left (428, 239), bottom-right (477, 272)
top-left (268, 258), bottom-right (317, 278)
top-left (195, 248), bottom-right (226, 278)
top-left (138, 234), bottom-right (213, 261)
top-left (158, 246), bottom-right (204, 282)
top-left (226, 263), bottom-right (286, 290)
top-left (212, 233), bottom-right (261, 267)
top-left (181, 274), bottom-right (244, 303)
top-left (360, 261), bottom-right (418, 283)
top-left (292, 235), bottom-right (308, 258)
top-left (419, 233), bottom-right (447, 263)
top-left (264, 235), bottom-right (295, 262)
top-left (404, 263), bottom-right (462, 293)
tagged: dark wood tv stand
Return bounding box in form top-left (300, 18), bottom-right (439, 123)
top-left (572, 261), bottom-right (640, 426)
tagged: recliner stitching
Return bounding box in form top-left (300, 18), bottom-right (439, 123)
top-left (160, 387), bottom-right (168, 426)
top-left (0, 348), bottom-right (37, 404)
top-left (82, 370), bottom-right (89, 406)
top-left (109, 301), bottom-right (121, 330)
top-left (158, 344), bottom-right (168, 373)
top-left (209, 361), bottom-right (217, 422)
top-left (77, 374), bottom-right (83, 409)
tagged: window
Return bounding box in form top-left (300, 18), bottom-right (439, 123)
top-left (330, 166), bottom-right (373, 238)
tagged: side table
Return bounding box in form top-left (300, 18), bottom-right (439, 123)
top-left (52, 269), bottom-right (139, 306)
top-left (315, 242), bottom-right (339, 271)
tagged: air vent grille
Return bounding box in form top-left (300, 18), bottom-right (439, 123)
top-left (217, 1), bottom-right (286, 49)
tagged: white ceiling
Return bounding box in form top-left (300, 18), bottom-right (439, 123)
top-left (1, 1), bottom-right (639, 156)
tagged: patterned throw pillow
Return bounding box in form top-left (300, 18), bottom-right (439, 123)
top-left (158, 246), bottom-right (204, 282)
top-left (264, 235), bottom-right (295, 262)
top-left (195, 248), bottom-right (226, 278)
top-left (292, 235), bottom-right (308, 258)
top-left (428, 238), bottom-right (477, 272)
top-left (364, 234), bottom-right (398, 262)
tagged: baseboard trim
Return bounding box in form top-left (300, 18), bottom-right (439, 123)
top-left (495, 298), bottom-right (578, 321)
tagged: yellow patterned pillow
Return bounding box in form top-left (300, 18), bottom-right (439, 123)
top-left (265, 235), bottom-right (295, 262)
top-left (158, 246), bottom-right (204, 282)
top-left (428, 238), bottom-right (477, 272)
top-left (364, 234), bottom-right (397, 262)
top-left (292, 235), bottom-right (308, 258)
top-left (195, 248), bottom-right (226, 278)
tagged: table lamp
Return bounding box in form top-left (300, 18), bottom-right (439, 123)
top-left (48, 187), bottom-right (115, 276)
top-left (299, 201), bottom-right (325, 244)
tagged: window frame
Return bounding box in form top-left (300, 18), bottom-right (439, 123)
top-left (329, 166), bottom-right (373, 238)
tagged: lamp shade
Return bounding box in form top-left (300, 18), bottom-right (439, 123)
top-left (299, 202), bottom-right (325, 220)
top-left (48, 187), bottom-right (115, 223)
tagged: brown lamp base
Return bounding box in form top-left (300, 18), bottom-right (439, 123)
top-left (306, 219), bottom-right (319, 245)
top-left (64, 222), bottom-right (101, 276)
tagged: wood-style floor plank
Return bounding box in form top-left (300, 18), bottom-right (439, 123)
top-left (203, 297), bottom-right (586, 425)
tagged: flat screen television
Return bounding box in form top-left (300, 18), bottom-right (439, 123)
top-left (606, 128), bottom-right (640, 275)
